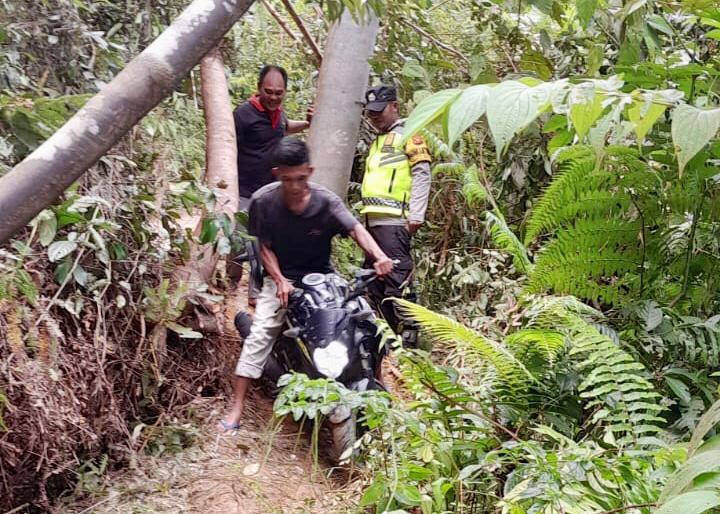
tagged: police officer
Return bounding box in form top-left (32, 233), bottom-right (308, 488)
top-left (361, 84), bottom-right (432, 346)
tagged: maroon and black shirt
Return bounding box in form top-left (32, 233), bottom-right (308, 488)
top-left (233, 96), bottom-right (288, 199)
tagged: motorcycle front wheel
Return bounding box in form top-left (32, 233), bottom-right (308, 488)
top-left (329, 416), bottom-right (356, 463)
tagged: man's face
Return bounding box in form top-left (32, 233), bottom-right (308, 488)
top-left (365, 102), bottom-right (398, 132)
top-left (275, 164), bottom-right (312, 202)
top-left (258, 70), bottom-right (286, 112)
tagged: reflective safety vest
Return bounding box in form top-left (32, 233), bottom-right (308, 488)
top-left (360, 131), bottom-right (412, 217)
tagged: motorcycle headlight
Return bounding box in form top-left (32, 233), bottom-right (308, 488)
top-left (313, 340), bottom-right (349, 379)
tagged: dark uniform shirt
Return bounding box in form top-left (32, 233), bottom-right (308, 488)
top-left (233, 100), bottom-right (288, 198)
top-left (248, 182), bottom-right (359, 281)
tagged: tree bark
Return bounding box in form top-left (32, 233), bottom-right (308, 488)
top-left (0, 0), bottom-right (254, 245)
top-left (169, 46), bottom-right (239, 335)
top-left (306, 11), bottom-right (378, 199)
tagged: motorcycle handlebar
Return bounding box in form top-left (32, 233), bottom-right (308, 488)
top-left (344, 259), bottom-right (400, 304)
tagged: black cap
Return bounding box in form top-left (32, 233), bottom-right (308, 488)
top-left (364, 85), bottom-right (397, 112)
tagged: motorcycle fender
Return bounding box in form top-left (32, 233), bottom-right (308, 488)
top-left (328, 405), bottom-right (352, 424)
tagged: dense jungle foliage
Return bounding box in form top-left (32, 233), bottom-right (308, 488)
top-left (1, 0), bottom-right (720, 512)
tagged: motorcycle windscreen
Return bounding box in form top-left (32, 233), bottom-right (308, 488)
top-left (303, 308), bottom-right (349, 348)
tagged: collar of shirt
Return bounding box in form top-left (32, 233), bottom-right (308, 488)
top-left (249, 94), bottom-right (283, 129)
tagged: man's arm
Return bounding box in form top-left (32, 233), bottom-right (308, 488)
top-left (259, 242), bottom-right (294, 308)
top-left (407, 161), bottom-right (431, 234)
top-left (286, 119), bottom-right (310, 134)
top-left (285, 106), bottom-right (313, 134)
top-left (349, 224), bottom-right (393, 276)
top-left (404, 134), bottom-right (432, 235)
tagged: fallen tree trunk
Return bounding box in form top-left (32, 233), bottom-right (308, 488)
top-left (306, 11), bottom-right (378, 199)
top-left (0, 0), bottom-right (254, 245)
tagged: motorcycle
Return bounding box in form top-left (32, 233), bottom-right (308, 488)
top-left (234, 268), bottom-right (385, 461)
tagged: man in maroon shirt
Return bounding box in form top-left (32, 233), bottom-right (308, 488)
top-left (229, 65), bottom-right (312, 303)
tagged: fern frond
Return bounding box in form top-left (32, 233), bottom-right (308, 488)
top-left (526, 296), bottom-right (665, 446)
top-left (486, 210), bottom-right (532, 274)
top-left (432, 162), bottom-right (465, 177)
top-left (420, 128), bottom-right (450, 158)
top-left (527, 219), bottom-right (641, 305)
top-left (504, 328), bottom-right (565, 367)
top-left (395, 299), bottom-right (536, 389)
top-left (462, 165), bottom-right (487, 207)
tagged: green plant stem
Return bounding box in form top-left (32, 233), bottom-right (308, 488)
top-left (420, 377), bottom-right (519, 441)
top-left (629, 193), bottom-right (646, 295)
top-left (670, 194), bottom-right (704, 308)
top-left (597, 503), bottom-right (657, 514)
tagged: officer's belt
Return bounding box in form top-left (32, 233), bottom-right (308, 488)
top-left (362, 197), bottom-right (405, 209)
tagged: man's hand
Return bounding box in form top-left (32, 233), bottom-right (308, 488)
top-left (373, 255), bottom-right (394, 278)
top-left (305, 105), bottom-right (315, 125)
top-left (406, 220), bottom-right (423, 236)
top-left (274, 277), bottom-right (294, 309)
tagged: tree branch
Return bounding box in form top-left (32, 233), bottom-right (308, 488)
top-left (276, 0), bottom-right (323, 65)
top-left (398, 18), bottom-right (469, 65)
top-left (259, 0), bottom-right (300, 44)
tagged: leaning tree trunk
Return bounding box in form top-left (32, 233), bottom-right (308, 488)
top-left (306, 11), bottom-right (379, 199)
top-left (0, 0), bottom-right (254, 245)
top-left (166, 46), bottom-right (239, 338)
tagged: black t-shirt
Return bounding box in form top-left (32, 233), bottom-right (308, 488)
top-left (248, 183), bottom-right (359, 281)
top-left (234, 101), bottom-right (288, 198)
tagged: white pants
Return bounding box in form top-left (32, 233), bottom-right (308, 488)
top-left (234, 277), bottom-right (287, 379)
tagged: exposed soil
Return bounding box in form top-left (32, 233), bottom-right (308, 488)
top-left (57, 275), bottom-right (364, 514)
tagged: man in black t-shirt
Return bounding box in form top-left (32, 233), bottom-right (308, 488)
top-left (229, 65), bottom-right (312, 296)
top-left (219, 138), bottom-right (393, 431)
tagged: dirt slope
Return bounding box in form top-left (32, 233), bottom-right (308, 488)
top-left (59, 276), bottom-right (362, 514)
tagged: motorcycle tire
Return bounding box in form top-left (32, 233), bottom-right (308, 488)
top-left (329, 416), bottom-right (356, 463)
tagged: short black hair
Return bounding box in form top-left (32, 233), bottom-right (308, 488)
top-left (258, 65), bottom-right (288, 88)
top-left (272, 137), bottom-right (309, 168)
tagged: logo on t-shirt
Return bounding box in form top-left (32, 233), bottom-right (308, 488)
top-left (308, 228), bottom-right (322, 236)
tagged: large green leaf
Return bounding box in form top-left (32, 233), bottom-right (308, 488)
top-left (486, 80), bottom-right (555, 158)
top-left (656, 490), bottom-right (720, 514)
top-left (659, 450), bottom-right (720, 502)
top-left (671, 104), bottom-right (720, 174)
top-left (688, 399), bottom-right (720, 456)
top-left (446, 85), bottom-right (491, 148)
top-left (399, 89), bottom-right (461, 146)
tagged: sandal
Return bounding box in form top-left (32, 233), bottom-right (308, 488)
top-left (218, 419), bottom-right (241, 432)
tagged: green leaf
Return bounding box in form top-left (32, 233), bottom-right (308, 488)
top-left (659, 450), bottom-right (720, 502)
top-left (639, 300), bottom-right (663, 331)
top-left (48, 240), bottom-right (78, 263)
top-left (656, 490), bottom-right (720, 514)
top-left (199, 216), bottom-right (220, 245)
top-left (486, 80), bottom-right (556, 158)
top-left (359, 477), bottom-right (386, 506)
top-left (672, 104), bottom-right (720, 174)
top-left (647, 14), bottom-right (674, 35)
top-left (401, 60), bottom-right (429, 82)
top-left (627, 99), bottom-right (666, 143)
top-left (587, 44), bottom-right (604, 76)
top-left (519, 49), bottom-right (553, 80)
top-left (35, 210), bottom-right (57, 247)
top-left (665, 376), bottom-right (692, 405)
top-left (577, 0), bottom-right (599, 27)
top-left (399, 89), bottom-right (462, 146)
top-left (569, 85), bottom-right (604, 140)
top-left (688, 399), bottom-right (720, 456)
top-left (395, 485), bottom-right (421, 506)
top-left (165, 321), bottom-right (203, 339)
top-left (446, 85), bottom-right (490, 148)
